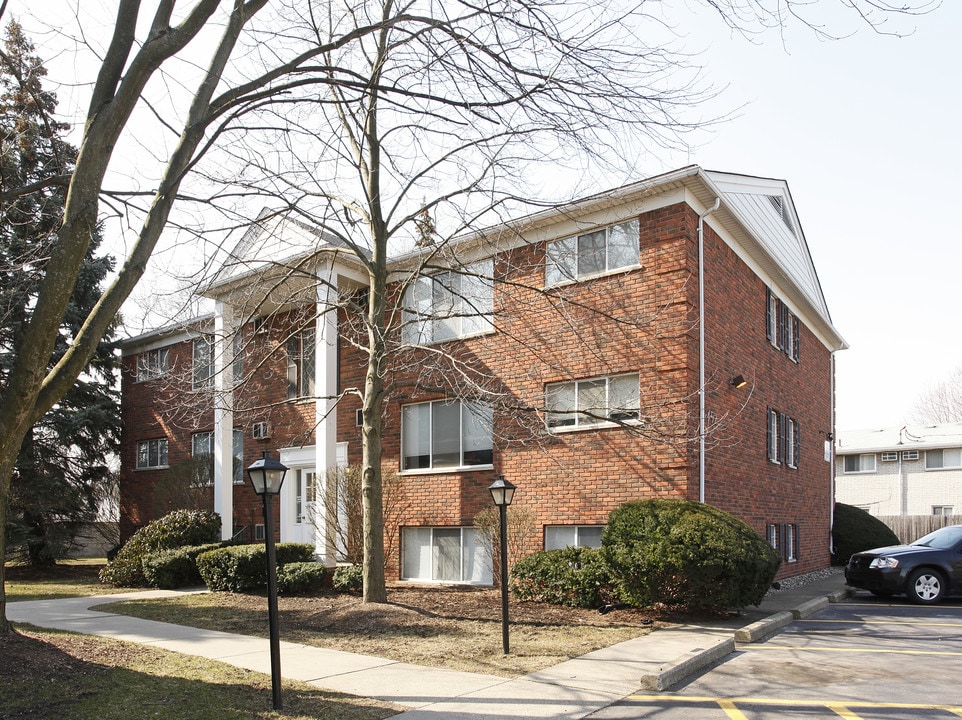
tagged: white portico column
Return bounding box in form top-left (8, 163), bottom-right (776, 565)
top-left (213, 301), bottom-right (236, 540)
top-left (315, 263), bottom-right (339, 565)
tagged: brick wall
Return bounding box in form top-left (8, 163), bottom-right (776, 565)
top-left (120, 201), bottom-right (835, 579)
top-left (700, 223), bottom-right (834, 575)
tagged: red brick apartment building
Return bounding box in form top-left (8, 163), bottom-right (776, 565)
top-left (119, 165), bottom-right (847, 583)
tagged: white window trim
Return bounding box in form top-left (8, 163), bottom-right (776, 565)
top-left (402, 259), bottom-right (495, 347)
top-left (136, 438), bottom-right (169, 469)
top-left (136, 347), bottom-right (169, 382)
top-left (544, 525), bottom-right (605, 550)
top-left (399, 400), bottom-right (494, 474)
top-left (545, 219), bottom-right (641, 287)
top-left (842, 453), bottom-right (877, 474)
top-left (400, 526), bottom-right (492, 585)
top-left (924, 448), bottom-right (962, 471)
top-left (545, 373), bottom-right (641, 432)
top-left (192, 336), bottom-right (214, 390)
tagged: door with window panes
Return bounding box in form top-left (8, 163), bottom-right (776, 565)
top-left (289, 468), bottom-right (316, 544)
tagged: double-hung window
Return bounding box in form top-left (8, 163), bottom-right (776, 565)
top-left (136, 347), bottom-right (169, 382)
top-left (546, 374), bottom-right (639, 429)
top-left (401, 400), bottom-right (493, 471)
top-left (192, 337), bottom-right (213, 390)
top-left (403, 259), bottom-right (494, 345)
top-left (766, 288), bottom-right (800, 362)
top-left (137, 438), bottom-right (169, 469)
top-left (286, 327), bottom-right (316, 400)
top-left (545, 219), bottom-right (639, 285)
top-left (767, 408), bottom-right (800, 468)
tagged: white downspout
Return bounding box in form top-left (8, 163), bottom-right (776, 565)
top-left (698, 197), bottom-right (721, 504)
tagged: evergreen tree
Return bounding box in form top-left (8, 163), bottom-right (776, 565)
top-left (0, 20), bottom-right (119, 566)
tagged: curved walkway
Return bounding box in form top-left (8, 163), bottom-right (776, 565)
top-left (8, 573), bottom-right (849, 719)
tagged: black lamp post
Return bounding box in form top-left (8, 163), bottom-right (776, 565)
top-left (247, 450), bottom-right (288, 711)
top-left (488, 474), bottom-right (516, 655)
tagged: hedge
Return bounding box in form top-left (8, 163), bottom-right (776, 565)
top-left (511, 546), bottom-right (616, 608)
top-left (277, 562), bottom-right (328, 595)
top-left (197, 542), bottom-right (316, 592)
top-left (141, 542), bottom-right (228, 589)
top-left (99, 510), bottom-right (222, 587)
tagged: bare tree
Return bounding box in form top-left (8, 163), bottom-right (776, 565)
top-left (188, 0), bottom-right (933, 603)
top-left (0, 0), bottom-right (411, 632)
top-left (910, 363), bottom-right (962, 424)
top-left (0, 0), bottom-right (932, 629)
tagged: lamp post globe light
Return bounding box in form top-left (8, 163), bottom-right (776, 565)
top-left (488, 475), bottom-right (516, 655)
top-left (247, 450), bottom-right (288, 711)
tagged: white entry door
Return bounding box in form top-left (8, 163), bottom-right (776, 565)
top-left (290, 468), bottom-right (316, 544)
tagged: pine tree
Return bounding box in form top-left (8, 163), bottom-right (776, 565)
top-left (0, 20), bottom-right (120, 566)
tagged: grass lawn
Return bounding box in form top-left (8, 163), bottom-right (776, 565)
top-left (5, 558), bottom-right (121, 601)
top-left (1, 625), bottom-right (398, 720)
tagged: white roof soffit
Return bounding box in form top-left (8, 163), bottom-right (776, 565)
top-left (120, 313), bottom-right (214, 356)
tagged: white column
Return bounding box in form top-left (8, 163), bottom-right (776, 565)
top-left (315, 263), bottom-right (339, 565)
top-left (213, 301), bottom-right (236, 541)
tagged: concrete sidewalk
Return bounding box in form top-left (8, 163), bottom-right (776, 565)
top-left (7, 571), bottom-right (850, 719)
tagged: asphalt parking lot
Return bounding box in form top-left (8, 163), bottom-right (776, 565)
top-left (592, 593), bottom-right (962, 719)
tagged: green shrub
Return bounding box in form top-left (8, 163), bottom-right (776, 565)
top-left (277, 562), bottom-right (328, 595)
top-left (274, 543), bottom-right (316, 566)
top-left (197, 543), bottom-right (316, 592)
top-left (142, 542), bottom-right (227, 589)
top-left (99, 510), bottom-right (221, 587)
top-left (831, 503), bottom-right (900, 565)
top-left (331, 564), bottom-right (363, 594)
top-left (510, 546), bottom-right (616, 608)
top-left (603, 499), bottom-right (781, 613)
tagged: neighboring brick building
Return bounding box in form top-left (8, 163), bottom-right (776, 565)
top-left (119, 165), bottom-right (847, 582)
top-left (836, 424), bottom-right (962, 517)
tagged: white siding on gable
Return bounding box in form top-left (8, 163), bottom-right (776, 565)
top-left (715, 190), bottom-right (828, 324)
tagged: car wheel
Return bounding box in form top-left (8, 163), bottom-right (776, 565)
top-left (907, 568), bottom-right (945, 604)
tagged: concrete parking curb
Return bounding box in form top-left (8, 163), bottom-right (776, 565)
top-left (638, 635), bottom-right (735, 691)
top-left (642, 585), bottom-right (854, 691)
top-left (733, 610), bottom-right (794, 643)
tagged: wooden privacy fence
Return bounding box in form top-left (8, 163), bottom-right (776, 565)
top-left (876, 515), bottom-right (962, 544)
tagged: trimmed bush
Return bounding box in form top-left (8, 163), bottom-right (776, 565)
top-left (332, 564), bottom-right (363, 594)
top-left (511, 546), bottom-right (616, 608)
top-left (603, 499), bottom-right (781, 612)
top-left (142, 542), bottom-right (227, 589)
top-left (277, 562), bottom-right (328, 595)
top-left (197, 543), bottom-right (316, 592)
top-left (99, 510), bottom-right (221, 587)
top-left (831, 502), bottom-right (900, 565)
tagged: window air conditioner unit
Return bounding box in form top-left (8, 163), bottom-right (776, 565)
top-left (252, 421), bottom-right (269, 440)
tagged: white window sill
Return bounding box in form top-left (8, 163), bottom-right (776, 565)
top-left (403, 326), bottom-right (496, 348)
top-left (545, 263), bottom-right (642, 290)
top-left (547, 419), bottom-right (642, 434)
top-left (399, 464), bottom-right (494, 476)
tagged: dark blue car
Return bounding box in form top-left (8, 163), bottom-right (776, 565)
top-left (845, 524), bottom-right (962, 604)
